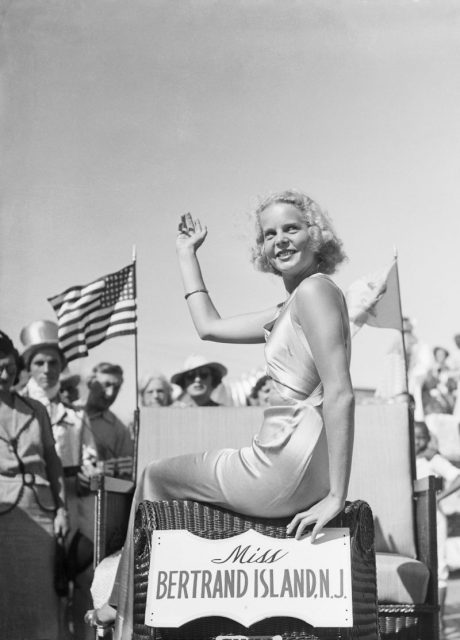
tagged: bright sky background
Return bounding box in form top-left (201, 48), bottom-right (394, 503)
top-left (1, 0), bottom-right (460, 420)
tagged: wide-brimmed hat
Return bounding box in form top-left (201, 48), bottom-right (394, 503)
top-left (20, 320), bottom-right (66, 370)
top-left (171, 354), bottom-right (227, 389)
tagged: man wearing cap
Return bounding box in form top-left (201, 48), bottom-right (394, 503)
top-left (20, 319), bottom-right (99, 639)
top-left (171, 354), bottom-right (227, 407)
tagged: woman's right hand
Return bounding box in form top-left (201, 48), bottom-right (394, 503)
top-left (176, 212), bottom-right (207, 254)
top-left (54, 507), bottom-right (70, 538)
top-left (286, 493), bottom-right (345, 542)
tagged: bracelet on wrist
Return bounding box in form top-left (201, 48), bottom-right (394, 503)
top-left (184, 289), bottom-right (209, 300)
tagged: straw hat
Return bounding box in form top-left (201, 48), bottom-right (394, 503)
top-left (20, 320), bottom-right (65, 369)
top-left (171, 354), bottom-right (227, 389)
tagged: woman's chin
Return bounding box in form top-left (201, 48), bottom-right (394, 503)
top-left (272, 257), bottom-right (296, 272)
top-left (275, 260), bottom-right (303, 277)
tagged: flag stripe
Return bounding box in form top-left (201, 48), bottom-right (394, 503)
top-left (48, 264), bottom-right (132, 310)
top-left (62, 321), bottom-right (137, 352)
top-left (55, 291), bottom-right (105, 318)
top-left (56, 298), bottom-right (102, 323)
top-left (59, 310), bottom-right (137, 347)
top-left (58, 299), bottom-right (135, 331)
top-left (58, 309), bottom-right (136, 342)
top-left (48, 279), bottom-right (105, 309)
top-left (86, 323), bottom-right (137, 346)
top-left (58, 308), bottom-right (137, 346)
top-left (65, 329), bottom-right (136, 362)
top-left (48, 264), bottom-right (136, 361)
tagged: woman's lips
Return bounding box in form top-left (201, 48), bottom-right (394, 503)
top-left (276, 249), bottom-right (296, 260)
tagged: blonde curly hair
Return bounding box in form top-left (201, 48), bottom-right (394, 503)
top-left (251, 190), bottom-right (347, 276)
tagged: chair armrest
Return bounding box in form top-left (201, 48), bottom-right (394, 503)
top-left (413, 474), bottom-right (439, 609)
top-left (90, 474), bottom-right (135, 494)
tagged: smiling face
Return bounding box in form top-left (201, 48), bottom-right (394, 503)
top-left (29, 348), bottom-right (63, 390)
top-left (259, 202), bottom-right (317, 284)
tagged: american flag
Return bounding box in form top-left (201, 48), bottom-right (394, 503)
top-left (48, 264), bottom-right (137, 361)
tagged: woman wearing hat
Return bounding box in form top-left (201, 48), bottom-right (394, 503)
top-left (89, 190), bottom-right (354, 637)
top-left (0, 330), bottom-right (69, 640)
top-left (171, 354), bottom-right (227, 407)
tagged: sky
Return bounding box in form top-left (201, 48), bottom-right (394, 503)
top-left (1, 0), bottom-right (460, 420)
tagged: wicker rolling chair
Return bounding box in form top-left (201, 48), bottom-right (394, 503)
top-left (132, 498), bottom-right (379, 640)
top-left (92, 402), bottom-right (440, 640)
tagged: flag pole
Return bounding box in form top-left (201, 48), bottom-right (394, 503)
top-left (132, 245), bottom-right (140, 483)
top-left (393, 247), bottom-right (417, 481)
top-left (393, 247), bottom-right (409, 394)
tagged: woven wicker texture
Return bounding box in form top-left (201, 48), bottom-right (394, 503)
top-left (377, 603), bottom-right (437, 639)
top-left (132, 499), bottom-right (379, 640)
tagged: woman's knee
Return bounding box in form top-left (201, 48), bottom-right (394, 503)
top-left (139, 460), bottom-right (165, 495)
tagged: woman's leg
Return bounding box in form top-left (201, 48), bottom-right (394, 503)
top-left (100, 413), bottom-right (327, 640)
top-left (109, 450), bottom-right (233, 640)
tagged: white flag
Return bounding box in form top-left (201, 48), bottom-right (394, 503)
top-left (346, 260), bottom-right (403, 336)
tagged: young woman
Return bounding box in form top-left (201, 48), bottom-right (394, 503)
top-left (88, 189), bottom-right (354, 639)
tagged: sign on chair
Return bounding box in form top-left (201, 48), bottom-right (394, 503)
top-left (145, 528), bottom-right (353, 628)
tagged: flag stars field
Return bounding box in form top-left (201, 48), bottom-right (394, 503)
top-left (100, 266), bottom-right (135, 306)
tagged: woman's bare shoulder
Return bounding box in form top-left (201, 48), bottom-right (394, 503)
top-left (295, 274), bottom-right (342, 302)
top-left (293, 277), bottom-right (346, 331)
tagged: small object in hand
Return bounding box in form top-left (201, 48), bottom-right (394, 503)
top-left (178, 215), bottom-right (187, 232)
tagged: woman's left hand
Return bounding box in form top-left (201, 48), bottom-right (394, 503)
top-left (176, 213), bottom-right (208, 254)
top-left (286, 494), bottom-right (345, 542)
top-left (54, 507), bottom-right (70, 538)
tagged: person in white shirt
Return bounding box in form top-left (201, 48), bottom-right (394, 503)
top-left (414, 420), bottom-right (460, 630)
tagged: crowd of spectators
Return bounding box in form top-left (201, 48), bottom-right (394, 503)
top-left (374, 318), bottom-right (460, 420)
top-left (420, 341), bottom-right (460, 418)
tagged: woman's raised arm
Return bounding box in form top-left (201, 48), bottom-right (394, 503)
top-left (286, 276), bottom-right (354, 542)
top-left (176, 213), bottom-right (277, 344)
